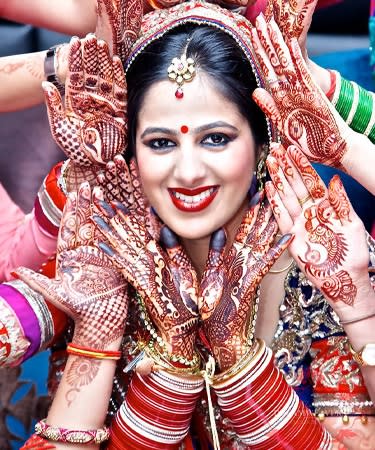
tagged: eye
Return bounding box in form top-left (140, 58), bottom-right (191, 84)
top-left (146, 138), bottom-right (176, 151)
top-left (201, 133), bottom-right (232, 147)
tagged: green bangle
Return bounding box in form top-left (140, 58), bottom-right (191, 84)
top-left (336, 77), bottom-right (354, 121)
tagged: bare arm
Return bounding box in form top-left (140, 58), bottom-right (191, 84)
top-left (0, 45), bottom-right (70, 112)
top-left (0, 0), bottom-right (96, 36)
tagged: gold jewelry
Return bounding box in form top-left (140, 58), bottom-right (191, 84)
top-left (268, 258), bottom-right (294, 274)
top-left (348, 342), bottom-right (375, 367)
top-left (298, 194), bottom-right (312, 207)
top-left (167, 41), bottom-right (196, 99)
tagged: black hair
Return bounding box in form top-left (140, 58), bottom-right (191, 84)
top-left (126, 24), bottom-right (268, 157)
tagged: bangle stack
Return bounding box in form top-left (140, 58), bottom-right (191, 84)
top-left (109, 369), bottom-right (204, 449)
top-left (331, 73), bottom-right (375, 142)
top-left (212, 339), bottom-right (332, 449)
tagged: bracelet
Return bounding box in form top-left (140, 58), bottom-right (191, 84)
top-left (44, 45), bottom-right (65, 96)
top-left (35, 419), bottom-right (110, 444)
top-left (325, 70), bottom-right (337, 100)
top-left (339, 310), bottom-right (375, 325)
top-left (66, 343), bottom-right (121, 360)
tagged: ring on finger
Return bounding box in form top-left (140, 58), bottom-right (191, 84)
top-left (298, 194), bottom-right (312, 207)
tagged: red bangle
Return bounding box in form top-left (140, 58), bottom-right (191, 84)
top-left (325, 70), bottom-right (337, 100)
top-left (66, 343), bottom-right (121, 360)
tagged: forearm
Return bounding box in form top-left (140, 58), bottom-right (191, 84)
top-left (0, 0), bottom-right (96, 36)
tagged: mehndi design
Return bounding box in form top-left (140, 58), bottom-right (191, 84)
top-left (265, 144), bottom-right (370, 311)
top-left (199, 195), bottom-right (292, 371)
top-left (251, 17), bottom-right (348, 169)
top-left (45, 35), bottom-right (127, 167)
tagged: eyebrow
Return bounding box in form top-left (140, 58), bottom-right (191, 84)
top-left (140, 121), bottom-right (239, 139)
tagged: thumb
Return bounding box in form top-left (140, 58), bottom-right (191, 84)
top-left (12, 267), bottom-right (65, 312)
top-left (43, 81), bottom-right (66, 148)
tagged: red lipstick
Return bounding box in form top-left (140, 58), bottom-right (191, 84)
top-left (168, 186), bottom-right (219, 212)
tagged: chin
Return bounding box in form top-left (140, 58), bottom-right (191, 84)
top-left (162, 219), bottom-right (220, 241)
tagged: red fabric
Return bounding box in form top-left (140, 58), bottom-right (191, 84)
top-left (21, 435), bottom-right (56, 449)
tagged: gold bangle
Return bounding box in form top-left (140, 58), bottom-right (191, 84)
top-left (268, 259), bottom-right (294, 274)
top-left (212, 339), bottom-right (265, 386)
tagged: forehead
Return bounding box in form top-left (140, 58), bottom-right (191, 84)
top-left (137, 73), bottom-right (246, 129)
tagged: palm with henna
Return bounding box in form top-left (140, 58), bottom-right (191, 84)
top-left (250, 16), bottom-right (350, 170)
top-left (13, 182), bottom-right (128, 350)
top-left (93, 166), bottom-right (199, 365)
top-left (265, 143), bottom-right (372, 320)
top-left (199, 195), bottom-right (293, 371)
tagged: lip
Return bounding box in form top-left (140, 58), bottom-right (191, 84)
top-left (168, 185), bottom-right (219, 212)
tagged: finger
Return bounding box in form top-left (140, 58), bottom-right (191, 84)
top-left (42, 81), bottom-right (66, 148)
top-left (252, 88), bottom-right (283, 132)
top-left (235, 190), bottom-right (264, 245)
top-left (266, 149), bottom-right (314, 221)
top-left (82, 34), bottom-right (99, 90)
top-left (265, 181), bottom-right (293, 233)
top-left (66, 37), bottom-right (84, 96)
top-left (98, 40), bottom-right (113, 96)
top-left (246, 202), bottom-right (278, 249)
top-left (260, 233), bottom-right (295, 274)
top-left (206, 228), bottom-right (227, 270)
top-left (95, 0), bottom-right (115, 55)
top-left (327, 175), bottom-right (355, 225)
top-left (103, 160), bottom-right (120, 201)
top-left (113, 56), bottom-right (127, 114)
top-left (75, 182), bottom-right (94, 246)
top-left (58, 192), bottom-right (78, 255)
top-left (267, 18), bottom-right (299, 83)
top-left (118, 0), bottom-right (143, 60)
top-left (250, 25), bottom-right (279, 86)
top-left (160, 226), bottom-right (191, 268)
top-left (113, 154), bottom-right (135, 206)
top-left (288, 37), bottom-right (315, 89)
top-left (13, 267), bottom-right (65, 311)
top-left (287, 145), bottom-right (327, 201)
top-left (255, 14), bottom-right (285, 79)
top-left (130, 158), bottom-right (147, 213)
top-left (92, 185), bottom-right (105, 203)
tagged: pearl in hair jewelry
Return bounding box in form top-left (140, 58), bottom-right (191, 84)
top-left (168, 53), bottom-right (196, 99)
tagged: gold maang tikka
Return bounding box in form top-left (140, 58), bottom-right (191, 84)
top-left (167, 42), bottom-right (196, 99)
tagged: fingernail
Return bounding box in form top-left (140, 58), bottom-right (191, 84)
top-left (160, 226), bottom-right (178, 248)
top-left (111, 201), bottom-right (128, 214)
top-left (98, 242), bottom-right (115, 256)
top-left (250, 190), bottom-right (264, 207)
top-left (92, 215), bottom-right (111, 230)
top-left (277, 233), bottom-right (295, 246)
top-left (98, 200), bottom-right (115, 218)
top-left (210, 229), bottom-right (226, 251)
top-left (10, 271), bottom-right (20, 279)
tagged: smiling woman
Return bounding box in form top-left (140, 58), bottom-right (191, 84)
top-left (2, 1), bottom-right (374, 449)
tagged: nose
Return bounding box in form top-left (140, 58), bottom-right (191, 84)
top-left (173, 144), bottom-right (206, 186)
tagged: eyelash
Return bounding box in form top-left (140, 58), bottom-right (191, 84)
top-left (146, 133), bottom-right (233, 151)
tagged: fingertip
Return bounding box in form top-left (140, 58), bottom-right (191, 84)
top-left (98, 242), bottom-right (116, 257)
top-left (277, 233), bottom-right (295, 246)
top-left (210, 228), bottom-right (227, 251)
top-left (160, 226), bottom-right (178, 249)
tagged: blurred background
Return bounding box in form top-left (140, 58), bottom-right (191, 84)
top-left (0, 0), bottom-right (373, 448)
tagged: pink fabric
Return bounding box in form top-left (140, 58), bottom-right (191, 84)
top-left (0, 183), bottom-right (58, 282)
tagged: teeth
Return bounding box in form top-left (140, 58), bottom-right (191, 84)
top-left (174, 188), bottom-right (215, 204)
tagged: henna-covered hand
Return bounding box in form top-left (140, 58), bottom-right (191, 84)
top-left (264, 0), bottom-right (318, 53)
top-left (265, 143), bottom-right (371, 319)
top-left (199, 196), bottom-right (292, 371)
top-left (250, 16), bottom-right (349, 169)
top-left (93, 201), bottom-right (199, 361)
top-left (44, 34), bottom-right (126, 167)
top-left (95, 0), bottom-right (143, 61)
top-left (14, 183), bottom-right (128, 348)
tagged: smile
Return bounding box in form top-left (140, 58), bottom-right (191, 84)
top-left (168, 186), bottom-right (219, 212)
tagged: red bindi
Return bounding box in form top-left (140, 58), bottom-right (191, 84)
top-left (180, 125), bottom-right (189, 134)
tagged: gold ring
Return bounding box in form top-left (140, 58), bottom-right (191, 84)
top-left (298, 194), bottom-right (312, 207)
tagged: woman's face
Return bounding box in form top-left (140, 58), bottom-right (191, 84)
top-left (135, 73), bottom-right (258, 240)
